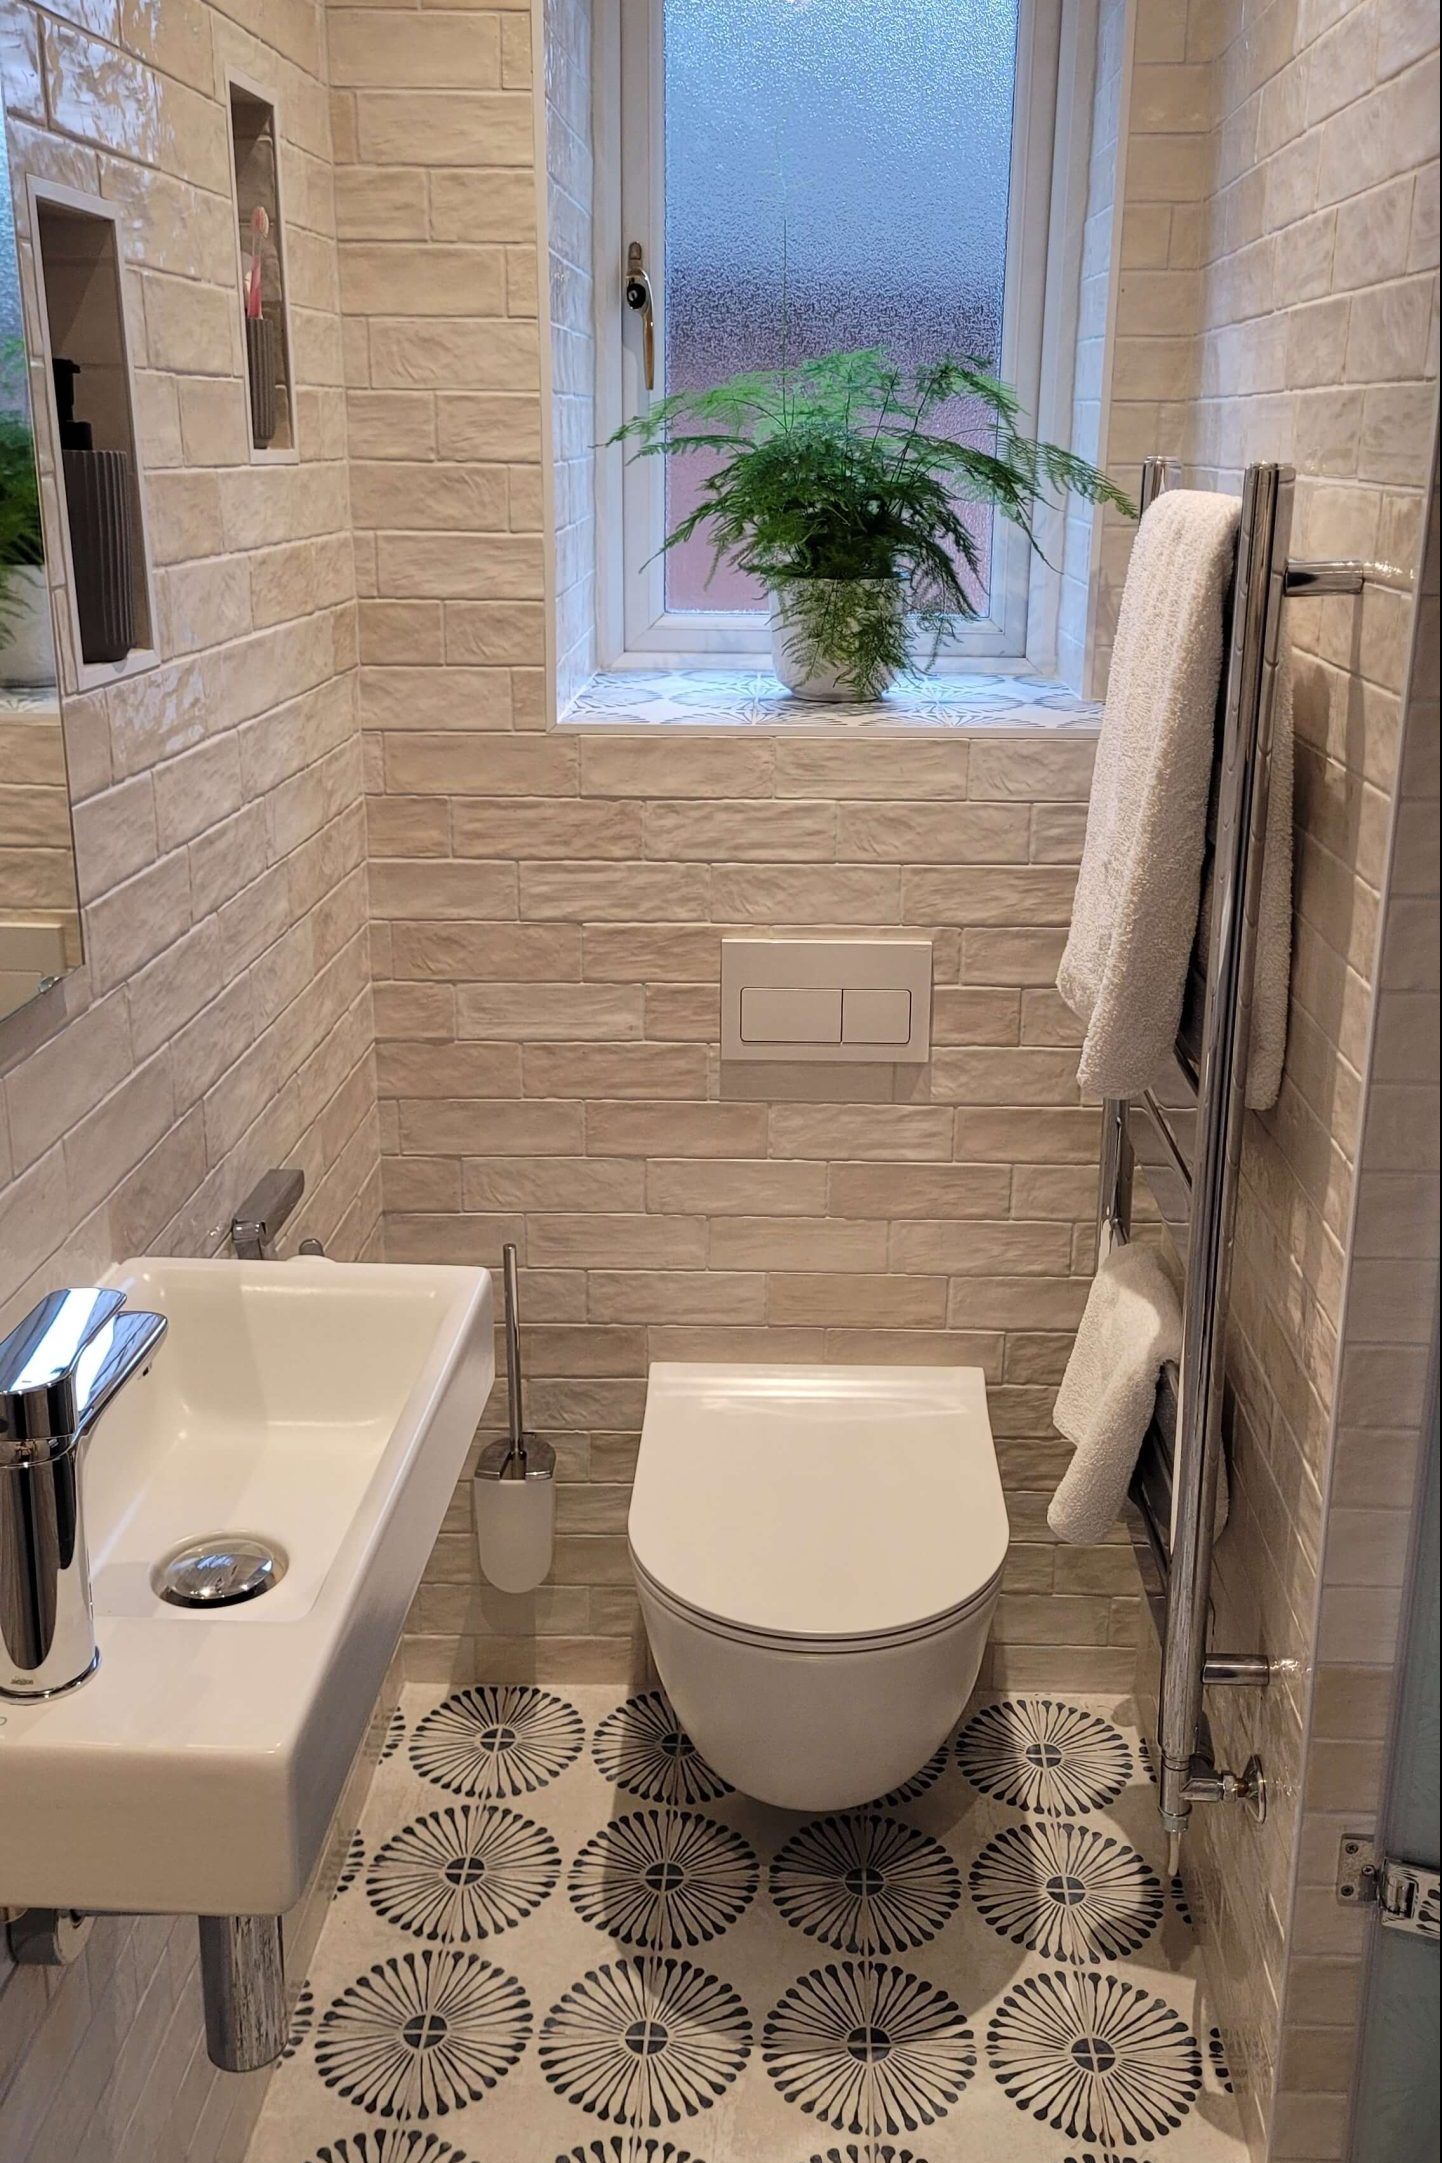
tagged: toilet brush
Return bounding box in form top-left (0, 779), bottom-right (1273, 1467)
top-left (474, 1245), bottom-right (555, 1594)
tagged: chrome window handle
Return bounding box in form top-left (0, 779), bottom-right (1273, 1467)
top-left (625, 240), bottom-right (656, 391)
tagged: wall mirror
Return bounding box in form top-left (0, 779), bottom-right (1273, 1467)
top-left (0, 81), bottom-right (83, 1024)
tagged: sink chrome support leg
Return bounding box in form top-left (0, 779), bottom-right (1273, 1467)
top-left (198, 1914), bottom-right (287, 2071)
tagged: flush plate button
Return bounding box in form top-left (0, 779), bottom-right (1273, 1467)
top-left (722, 938), bottom-right (932, 1063)
top-left (740, 985), bottom-right (842, 1044)
top-left (843, 987), bottom-right (911, 1045)
top-left (152, 1536), bottom-right (286, 1609)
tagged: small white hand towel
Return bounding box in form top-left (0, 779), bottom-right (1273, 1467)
top-left (1058, 488), bottom-right (1294, 1112)
top-left (1050, 1242), bottom-right (1185, 1546)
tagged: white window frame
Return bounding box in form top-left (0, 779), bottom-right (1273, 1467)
top-left (593, 0), bottom-right (1064, 671)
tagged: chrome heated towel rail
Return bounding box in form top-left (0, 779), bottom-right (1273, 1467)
top-left (1097, 455), bottom-right (1373, 1847)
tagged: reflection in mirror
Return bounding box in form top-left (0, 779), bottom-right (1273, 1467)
top-left (1, 82), bottom-right (82, 1023)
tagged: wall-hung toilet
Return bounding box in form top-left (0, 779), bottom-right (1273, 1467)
top-left (629, 1363), bottom-right (1009, 1811)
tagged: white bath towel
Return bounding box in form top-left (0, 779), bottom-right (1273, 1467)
top-left (1049, 1242), bottom-right (1185, 1546)
top-left (1058, 488), bottom-right (1294, 1112)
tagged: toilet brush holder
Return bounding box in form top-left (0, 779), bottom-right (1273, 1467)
top-left (474, 1435), bottom-right (555, 1594)
top-left (473, 1241), bottom-right (554, 1594)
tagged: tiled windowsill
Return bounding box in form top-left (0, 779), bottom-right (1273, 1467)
top-left (559, 665), bottom-right (1100, 734)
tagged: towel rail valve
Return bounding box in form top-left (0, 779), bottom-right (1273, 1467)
top-left (1202, 1651), bottom-right (1274, 1688)
top-left (1161, 1751), bottom-right (1268, 1836)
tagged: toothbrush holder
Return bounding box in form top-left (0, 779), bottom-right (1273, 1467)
top-left (246, 315), bottom-right (278, 449)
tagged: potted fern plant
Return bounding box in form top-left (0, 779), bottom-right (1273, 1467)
top-left (614, 347), bottom-right (1132, 700)
top-left (1, 338), bottom-right (53, 688)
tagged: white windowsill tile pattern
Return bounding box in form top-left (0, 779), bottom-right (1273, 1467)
top-left (563, 668), bottom-right (1102, 733)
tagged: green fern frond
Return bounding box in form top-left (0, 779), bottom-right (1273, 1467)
top-left (610, 346), bottom-right (1135, 690)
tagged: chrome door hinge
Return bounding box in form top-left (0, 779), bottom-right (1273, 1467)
top-left (1338, 1837), bottom-right (1441, 1941)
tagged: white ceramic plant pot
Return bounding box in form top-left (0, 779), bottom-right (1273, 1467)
top-left (769, 578), bottom-right (901, 702)
top-left (0, 566), bottom-right (58, 688)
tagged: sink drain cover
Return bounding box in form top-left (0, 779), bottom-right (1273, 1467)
top-left (153, 1536), bottom-right (286, 1609)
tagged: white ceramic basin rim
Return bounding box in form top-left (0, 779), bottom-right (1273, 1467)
top-left (0, 1256), bottom-right (495, 1917)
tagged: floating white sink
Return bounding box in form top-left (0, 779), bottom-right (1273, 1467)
top-left (0, 1256), bottom-right (494, 1916)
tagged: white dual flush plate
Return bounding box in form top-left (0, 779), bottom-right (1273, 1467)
top-left (720, 937), bottom-right (933, 1063)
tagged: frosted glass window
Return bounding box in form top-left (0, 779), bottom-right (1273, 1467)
top-left (661, 0), bottom-right (1021, 615)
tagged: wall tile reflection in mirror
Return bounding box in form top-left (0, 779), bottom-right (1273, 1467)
top-left (0, 83), bottom-right (82, 1023)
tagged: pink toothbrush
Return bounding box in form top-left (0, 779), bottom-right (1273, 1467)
top-left (245, 205), bottom-right (268, 320)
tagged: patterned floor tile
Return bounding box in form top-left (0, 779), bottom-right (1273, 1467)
top-left (243, 1685), bottom-right (1249, 2163)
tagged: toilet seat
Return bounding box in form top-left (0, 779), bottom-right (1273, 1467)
top-left (629, 1362), bottom-right (1009, 1647)
top-left (632, 1547), bottom-right (1004, 1656)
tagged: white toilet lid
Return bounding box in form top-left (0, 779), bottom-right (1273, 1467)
top-left (629, 1363), bottom-right (1010, 1643)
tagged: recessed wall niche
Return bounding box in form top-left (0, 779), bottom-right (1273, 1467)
top-left (226, 75), bottom-right (297, 461)
top-left (28, 180), bottom-right (157, 691)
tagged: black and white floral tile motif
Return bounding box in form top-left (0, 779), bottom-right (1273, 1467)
top-left (315, 1949), bottom-right (531, 2120)
top-left (805, 2149), bottom-right (927, 2163)
top-left (763, 1962), bottom-right (976, 2137)
top-left (540, 1957), bottom-right (751, 2127)
top-left (1059, 2152), bottom-right (1160, 2163)
top-left (955, 1700), bottom-right (1134, 1819)
top-left (378, 1707), bottom-right (405, 1762)
top-left (335, 1830), bottom-right (366, 1897)
top-left (366, 1803), bottom-right (562, 1943)
top-left (968, 1821), bottom-right (1164, 1965)
top-left (591, 1692), bottom-right (733, 1807)
top-left (987, 1969), bottom-right (1202, 2146)
top-left (867, 1739), bottom-right (951, 1809)
top-left (1207, 2026), bottom-right (1235, 2093)
top-left (770, 1814), bottom-right (961, 1955)
top-left (283, 1984), bottom-right (317, 2061)
top-left (1169, 1875), bottom-right (1194, 1926)
top-left (568, 1810), bottom-right (758, 1949)
top-left (409, 1686), bottom-right (584, 1801)
top-left (306, 2134), bottom-right (471, 2163)
top-left (554, 2143), bottom-right (705, 2163)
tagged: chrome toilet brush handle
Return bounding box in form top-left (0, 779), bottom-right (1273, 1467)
top-left (502, 1242), bottom-right (526, 1472)
top-left (474, 1246), bottom-right (555, 1595)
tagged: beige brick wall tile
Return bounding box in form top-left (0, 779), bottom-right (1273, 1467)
top-left (585, 1101), bottom-right (769, 1157)
top-left (711, 863), bottom-right (902, 923)
top-left (836, 801), bottom-right (1032, 862)
top-left (644, 983), bottom-right (721, 1040)
top-left (521, 862), bottom-right (711, 921)
top-left (454, 798), bottom-right (641, 859)
top-left (581, 926), bottom-right (721, 980)
top-left (888, 1220), bottom-right (1074, 1276)
top-left (903, 866), bottom-right (1078, 927)
top-left (645, 799), bottom-right (837, 861)
top-left (774, 736), bottom-right (970, 798)
top-left (580, 735), bottom-right (774, 798)
top-left (527, 1213), bottom-right (708, 1269)
top-left (766, 1104), bottom-right (957, 1160)
top-left (522, 1044), bottom-right (708, 1099)
top-left (826, 1164), bottom-right (1014, 1219)
top-left (705, 1215), bottom-right (890, 1272)
top-left (457, 982), bottom-right (643, 1040)
top-left (767, 1272), bottom-right (949, 1328)
top-left (369, 858), bottom-right (517, 919)
top-left (388, 923), bottom-right (578, 983)
top-left (397, 1098), bottom-right (585, 1155)
top-left (319, 17), bottom-right (1441, 2152)
top-left (0, 0), bottom-right (379, 2151)
top-left (646, 1158), bottom-right (828, 1217)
